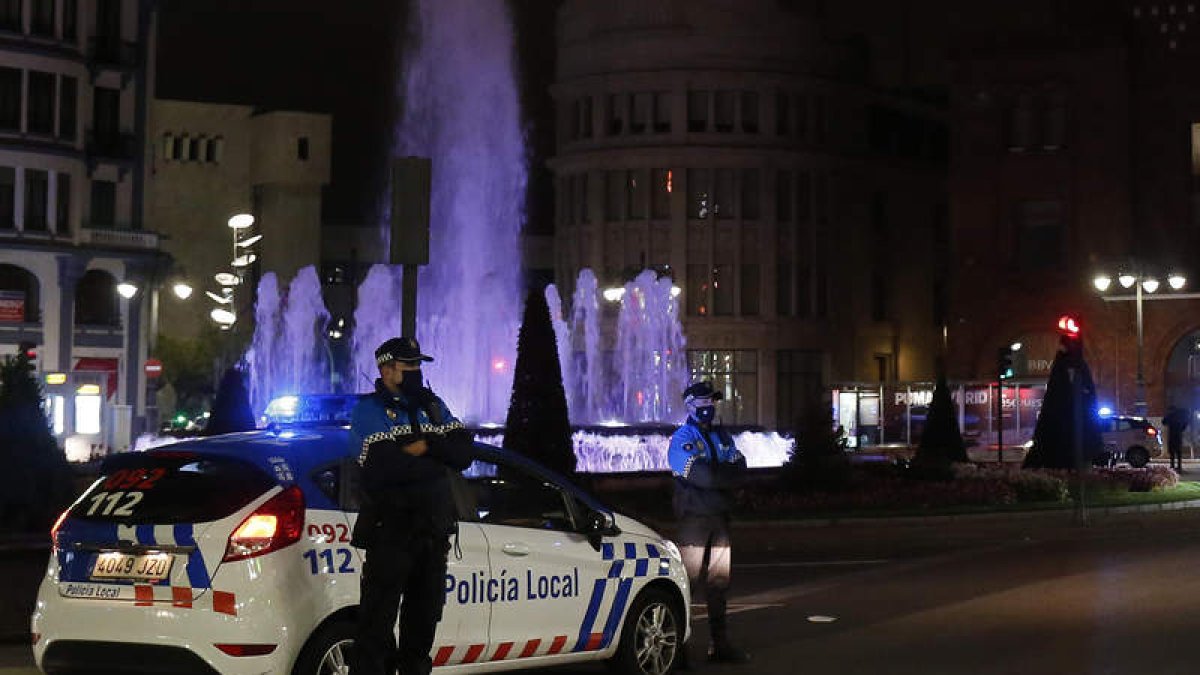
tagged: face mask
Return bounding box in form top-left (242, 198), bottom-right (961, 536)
top-left (400, 368), bottom-right (424, 395)
top-left (694, 405), bottom-right (716, 424)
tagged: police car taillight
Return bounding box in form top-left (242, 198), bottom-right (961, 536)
top-left (50, 507), bottom-right (70, 550)
top-left (223, 485), bottom-right (305, 562)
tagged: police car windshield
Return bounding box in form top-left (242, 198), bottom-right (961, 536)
top-left (69, 453), bottom-right (276, 525)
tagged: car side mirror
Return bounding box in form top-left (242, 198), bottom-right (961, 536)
top-left (585, 510), bottom-right (618, 551)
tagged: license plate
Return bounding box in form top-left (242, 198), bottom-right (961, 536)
top-left (91, 551), bottom-right (173, 582)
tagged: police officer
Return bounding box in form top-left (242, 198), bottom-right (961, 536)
top-left (349, 336), bottom-right (474, 675)
top-left (668, 381), bottom-right (751, 664)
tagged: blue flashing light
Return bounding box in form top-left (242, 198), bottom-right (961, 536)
top-left (1098, 406), bottom-right (1113, 418)
top-left (263, 394), bottom-right (361, 427)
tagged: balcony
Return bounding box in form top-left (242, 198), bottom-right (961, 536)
top-left (79, 226), bottom-right (160, 251)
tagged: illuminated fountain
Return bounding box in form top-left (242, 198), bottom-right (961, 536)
top-left (244, 266), bottom-right (331, 417)
top-left (390, 0), bottom-right (524, 423)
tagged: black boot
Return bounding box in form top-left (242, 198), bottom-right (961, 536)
top-left (707, 593), bottom-right (750, 664)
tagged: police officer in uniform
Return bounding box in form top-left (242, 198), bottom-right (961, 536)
top-left (349, 337), bottom-right (475, 675)
top-left (668, 381), bottom-right (751, 664)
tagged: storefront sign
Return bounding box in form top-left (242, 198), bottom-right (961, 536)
top-left (0, 290), bottom-right (24, 322)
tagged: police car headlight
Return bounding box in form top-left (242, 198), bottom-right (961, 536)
top-left (660, 539), bottom-right (682, 562)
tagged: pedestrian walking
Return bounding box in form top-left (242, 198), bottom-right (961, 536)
top-left (668, 381), bottom-right (751, 664)
top-left (1163, 405), bottom-right (1189, 473)
top-left (349, 336), bottom-right (475, 675)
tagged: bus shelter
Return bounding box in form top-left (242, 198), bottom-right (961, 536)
top-left (832, 381), bottom-right (1047, 452)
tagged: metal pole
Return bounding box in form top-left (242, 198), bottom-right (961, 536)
top-left (402, 263), bottom-right (418, 338)
top-left (997, 381), bottom-right (1004, 466)
top-left (1135, 280), bottom-right (1146, 415)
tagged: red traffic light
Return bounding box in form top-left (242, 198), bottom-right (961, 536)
top-left (1056, 315), bottom-right (1081, 337)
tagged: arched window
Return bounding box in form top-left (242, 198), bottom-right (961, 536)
top-left (75, 269), bottom-right (119, 326)
top-left (0, 263), bottom-right (40, 323)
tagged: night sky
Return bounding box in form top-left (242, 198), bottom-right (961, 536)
top-left (156, 0), bottom-right (557, 232)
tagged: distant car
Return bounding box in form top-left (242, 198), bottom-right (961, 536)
top-left (1099, 415), bottom-right (1163, 468)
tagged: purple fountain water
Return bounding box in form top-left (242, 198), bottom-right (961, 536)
top-left (392, 0), bottom-right (525, 423)
top-left (351, 264), bottom-right (402, 392)
top-left (246, 272), bottom-right (281, 418)
top-left (569, 269), bottom-right (606, 423)
top-left (615, 270), bottom-right (688, 422)
top-left (545, 283), bottom-right (575, 420)
top-left (279, 266), bottom-right (332, 399)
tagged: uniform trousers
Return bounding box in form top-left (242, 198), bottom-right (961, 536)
top-left (351, 536), bottom-right (448, 675)
top-left (677, 513), bottom-right (733, 640)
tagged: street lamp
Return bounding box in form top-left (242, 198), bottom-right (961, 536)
top-left (1093, 266), bottom-right (1192, 415)
top-left (208, 214), bottom-right (263, 330)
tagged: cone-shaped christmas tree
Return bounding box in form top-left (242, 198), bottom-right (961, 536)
top-left (914, 372), bottom-right (968, 465)
top-left (204, 366), bottom-right (256, 435)
top-left (1023, 332), bottom-right (1102, 470)
top-left (504, 288), bottom-right (575, 478)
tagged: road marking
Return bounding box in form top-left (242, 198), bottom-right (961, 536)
top-left (739, 559), bottom-right (889, 568)
top-left (692, 602), bottom-right (784, 619)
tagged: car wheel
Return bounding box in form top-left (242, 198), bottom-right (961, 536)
top-left (293, 619), bottom-right (354, 675)
top-left (607, 587), bottom-right (682, 675)
top-left (1126, 446), bottom-right (1150, 468)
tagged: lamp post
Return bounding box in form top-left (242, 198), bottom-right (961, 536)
top-left (1093, 269), bottom-right (1191, 416)
top-left (209, 213), bottom-right (260, 331)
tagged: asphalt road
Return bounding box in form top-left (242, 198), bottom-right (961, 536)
top-left (7, 509), bottom-right (1200, 674)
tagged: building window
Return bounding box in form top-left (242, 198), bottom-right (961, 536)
top-left (714, 169), bottom-right (734, 219)
top-left (686, 169), bottom-right (710, 219)
top-left (875, 354), bottom-right (891, 382)
top-left (651, 168), bottom-right (671, 219)
top-left (31, 0), bottom-right (54, 36)
top-left (713, 265), bottom-right (734, 315)
top-left (740, 264), bottom-right (760, 316)
top-left (90, 180), bottom-right (116, 227)
top-left (91, 86), bottom-right (119, 137)
top-left (171, 135), bottom-right (183, 160)
top-left (776, 260), bottom-right (792, 316)
top-left (0, 167), bottom-right (14, 228)
top-left (24, 169), bottom-right (48, 231)
top-left (796, 94), bottom-right (809, 141)
top-left (776, 170), bottom-right (793, 222)
top-left (775, 90), bottom-right (790, 136)
top-left (207, 137), bottom-right (222, 162)
top-left (56, 172), bottom-right (70, 233)
top-left (27, 71), bottom-right (55, 135)
top-left (188, 137), bottom-right (200, 161)
top-left (0, 0), bottom-right (20, 32)
top-left (714, 91), bottom-right (735, 132)
top-left (653, 92), bottom-right (671, 133)
top-left (776, 350), bottom-right (823, 428)
top-left (630, 92), bottom-right (651, 134)
top-left (1043, 91), bottom-right (1066, 150)
top-left (75, 269), bottom-right (119, 326)
top-left (1014, 200), bottom-right (1063, 269)
top-left (0, 68), bottom-right (18, 130)
top-left (297, 136), bottom-right (309, 160)
top-left (798, 171), bottom-right (812, 223)
top-left (687, 91), bottom-right (708, 133)
top-left (576, 172), bottom-right (589, 223)
top-left (604, 170), bottom-right (623, 222)
top-left (741, 91), bottom-right (759, 134)
top-left (688, 350), bottom-right (758, 425)
top-left (687, 263), bottom-right (709, 316)
top-left (741, 169), bottom-right (760, 220)
top-left (58, 76), bottom-right (76, 139)
top-left (626, 169), bottom-right (646, 220)
top-left (606, 93), bottom-right (625, 136)
top-left (63, 0), bottom-right (77, 42)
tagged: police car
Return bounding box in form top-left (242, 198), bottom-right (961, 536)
top-left (32, 396), bottom-right (690, 675)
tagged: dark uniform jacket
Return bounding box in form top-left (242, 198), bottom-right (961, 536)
top-left (349, 380), bottom-right (475, 548)
top-left (667, 419), bottom-right (747, 518)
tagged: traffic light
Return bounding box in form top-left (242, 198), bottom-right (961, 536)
top-left (17, 340), bottom-right (36, 371)
top-left (997, 346), bottom-right (1015, 380)
top-left (1056, 314), bottom-right (1083, 359)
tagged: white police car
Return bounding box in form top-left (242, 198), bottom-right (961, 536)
top-left (31, 396), bottom-right (689, 675)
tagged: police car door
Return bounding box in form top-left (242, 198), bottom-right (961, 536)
top-left (468, 458), bottom-right (611, 659)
